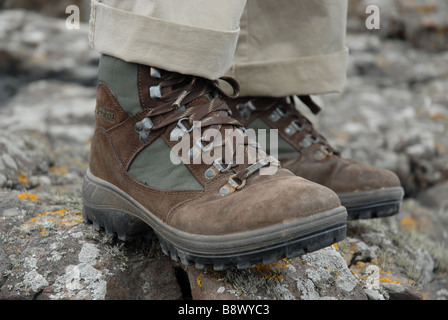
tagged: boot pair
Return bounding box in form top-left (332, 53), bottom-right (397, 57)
top-left (82, 56), bottom-right (403, 270)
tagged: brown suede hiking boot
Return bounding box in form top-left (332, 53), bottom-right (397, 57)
top-left (82, 56), bottom-right (347, 270)
top-left (226, 95), bottom-right (404, 220)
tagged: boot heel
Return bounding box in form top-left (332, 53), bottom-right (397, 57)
top-left (82, 170), bottom-right (153, 241)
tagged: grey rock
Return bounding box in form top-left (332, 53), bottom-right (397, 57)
top-left (418, 181), bottom-right (448, 210)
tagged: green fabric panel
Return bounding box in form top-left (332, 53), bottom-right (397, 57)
top-left (98, 55), bottom-right (141, 115)
top-left (247, 118), bottom-right (301, 158)
top-left (129, 138), bottom-right (204, 191)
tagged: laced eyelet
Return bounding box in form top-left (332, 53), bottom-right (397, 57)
top-left (149, 85), bottom-right (162, 99)
top-left (219, 174), bottom-right (247, 196)
top-left (187, 137), bottom-right (214, 161)
top-left (170, 117), bottom-right (194, 141)
top-left (275, 105), bottom-right (289, 117)
top-left (135, 117), bottom-right (154, 143)
top-left (299, 134), bottom-right (313, 148)
top-left (268, 110), bottom-right (281, 122)
top-left (188, 147), bottom-right (200, 160)
top-left (285, 120), bottom-right (305, 136)
top-left (204, 158), bottom-right (232, 180)
top-left (237, 100), bottom-right (256, 121)
top-left (291, 120), bottom-right (304, 131)
top-left (314, 150), bottom-right (325, 160)
top-left (284, 125), bottom-right (295, 136)
top-left (150, 67), bottom-right (161, 78)
top-left (314, 145), bottom-right (331, 160)
top-left (268, 105), bottom-right (289, 122)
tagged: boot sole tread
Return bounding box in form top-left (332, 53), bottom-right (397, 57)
top-left (338, 187), bottom-right (404, 220)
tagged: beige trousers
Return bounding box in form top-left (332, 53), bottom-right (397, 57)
top-left (89, 0), bottom-right (348, 97)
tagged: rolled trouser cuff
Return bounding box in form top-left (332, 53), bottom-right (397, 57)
top-left (228, 48), bottom-right (349, 97)
top-left (89, 0), bottom-right (240, 80)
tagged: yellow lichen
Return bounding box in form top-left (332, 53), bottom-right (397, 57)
top-left (17, 193), bottom-right (39, 202)
top-left (379, 277), bottom-right (402, 284)
top-left (20, 207), bottom-right (83, 236)
top-left (197, 273), bottom-right (204, 288)
top-left (400, 217), bottom-right (419, 231)
top-left (250, 258), bottom-right (290, 281)
top-left (17, 173), bottom-right (29, 185)
top-left (50, 165), bottom-right (68, 176)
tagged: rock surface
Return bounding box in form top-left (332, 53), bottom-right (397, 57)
top-left (1, 3), bottom-right (448, 301)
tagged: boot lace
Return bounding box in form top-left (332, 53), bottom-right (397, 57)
top-left (237, 95), bottom-right (339, 158)
top-left (135, 68), bottom-right (279, 196)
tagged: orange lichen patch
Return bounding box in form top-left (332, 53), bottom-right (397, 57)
top-left (266, 274), bottom-right (284, 281)
top-left (435, 142), bottom-right (447, 153)
top-left (429, 112), bottom-right (447, 121)
top-left (351, 269), bottom-right (360, 276)
top-left (251, 258), bottom-right (290, 281)
top-left (6, 246), bottom-right (21, 253)
top-left (196, 273), bottom-right (204, 288)
top-left (253, 258), bottom-right (290, 272)
top-left (22, 208), bottom-right (83, 235)
top-left (400, 217), bottom-right (419, 231)
top-left (17, 193), bottom-right (39, 202)
top-left (331, 131), bottom-right (349, 142)
top-left (416, 4), bottom-right (436, 14)
top-left (45, 209), bottom-right (67, 216)
top-left (379, 277), bottom-right (402, 284)
top-left (50, 165), bottom-right (68, 176)
top-left (17, 173), bottom-right (29, 185)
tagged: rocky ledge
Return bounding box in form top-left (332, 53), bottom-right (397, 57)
top-left (1, 3), bottom-right (448, 301)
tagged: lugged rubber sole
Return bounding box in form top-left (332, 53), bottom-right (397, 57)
top-left (338, 187), bottom-right (404, 220)
top-left (82, 169), bottom-right (347, 270)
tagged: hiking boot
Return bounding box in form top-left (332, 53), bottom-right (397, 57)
top-left (82, 56), bottom-right (347, 270)
top-left (226, 95), bottom-right (404, 220)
